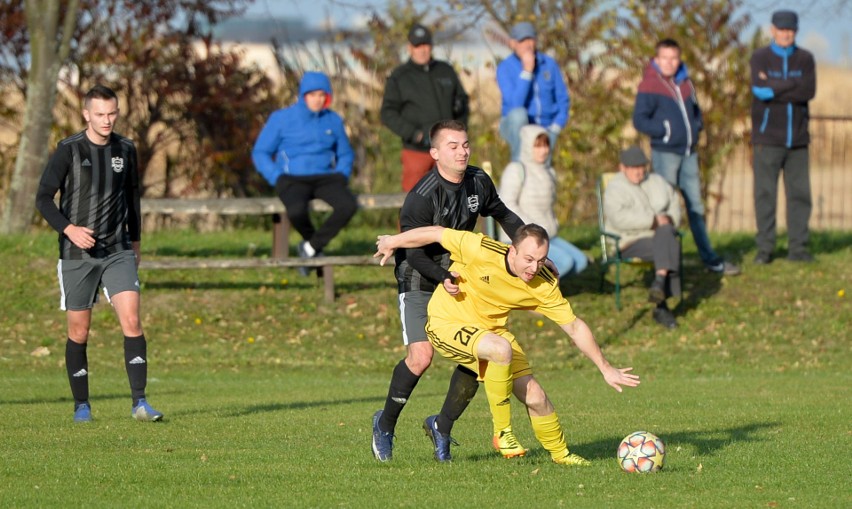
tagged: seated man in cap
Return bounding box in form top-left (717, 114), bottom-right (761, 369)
top-left (496, 21), bottom-right (569, 162)
top-left (381, 22), bottom-right (470, 191)
top-left (603, 146), bottom-right (682, 329)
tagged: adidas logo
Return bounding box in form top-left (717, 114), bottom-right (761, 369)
top-left (480, 275), bottom-right (490, 284)
top-left (496, 397), bottom-right (510, 406)
top-left (72, 368), bottom-right (88, 377)
top-left (391, 397), bottom-right (407, 404)
top-left (128, 356), bottom-right (146, 365)
top-left (82, 158), bottom-right (92, 166)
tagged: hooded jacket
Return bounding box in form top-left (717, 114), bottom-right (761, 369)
top-left (496, 52), bottom-right (570, 129)
top-left (252, 72), bottom-right (354, 185)
top-left (497, 124), bottom-right (559, 241)
top-left (380, 58), bottom-right (469, 152)
top-left (633, 60), bottom-right (703, 155)
top-left (749, 42), bottom-right (816, 148)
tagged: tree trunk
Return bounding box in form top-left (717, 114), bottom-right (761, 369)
top-left (0, 0), bottom-right (79, 234)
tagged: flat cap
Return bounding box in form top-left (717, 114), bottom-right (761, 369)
top-left (771, 10), bottom-right (798, 30)
top-left (620, 145), bottom-right (649, 166)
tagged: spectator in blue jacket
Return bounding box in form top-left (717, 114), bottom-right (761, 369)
top-left (252, 71), bottom-right (357, 274)
top-left (633, 39), bottom-right (740, 276)
top-left (750, 10), bottom-right (816, 264)
top-left (496, 22), bottom-right (569, 162)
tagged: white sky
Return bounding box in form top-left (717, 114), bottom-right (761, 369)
top-left (244, 0), bottom-right (850, 65)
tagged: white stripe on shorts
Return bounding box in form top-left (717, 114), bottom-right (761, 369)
top-left (57, 260), bottom-right (66, 311)
top-left (398, 293), bottom-right (410, 346)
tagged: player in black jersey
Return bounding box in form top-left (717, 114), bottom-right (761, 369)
top-left (372, 120), bottom-right (525, 462)
top-left (35, 85), bottom-right (163, 423)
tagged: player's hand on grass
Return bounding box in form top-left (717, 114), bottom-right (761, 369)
top-left (602, 366), bottom-right (640, 393)
top-left (443, 271), bottom-right (460, 295)
top-left (374, 235), bottom-right (395, 265)
top-left (64, 224), bottom-right (96, 250)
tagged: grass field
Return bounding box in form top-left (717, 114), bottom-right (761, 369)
top-left (1, 226), bottom-right (850, 508)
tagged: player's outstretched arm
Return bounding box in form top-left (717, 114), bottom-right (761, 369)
top-left (374, 226), bottom-right (446, 265)
top-left (559, 318), bottom-right (640, 393)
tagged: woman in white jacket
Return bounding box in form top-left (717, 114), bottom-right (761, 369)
top-left (498, 124), bottom-right (588, 278)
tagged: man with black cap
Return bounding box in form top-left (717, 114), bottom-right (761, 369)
top-left (603, 146), bottom-right (682, 328)
top-left (750, 10), bottom-right (816, 264)
top-left (381, 23), bottom-right (469, 191)
top-left (496, 21), bottom-right (569, 162)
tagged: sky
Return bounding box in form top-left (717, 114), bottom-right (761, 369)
top-left (244, 0), bottom-right (850, 66)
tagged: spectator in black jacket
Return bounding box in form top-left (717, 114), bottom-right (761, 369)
top-left (380, 23), bottom-right (469, 191)
top-left (750, 10), bottom-right (816, 264)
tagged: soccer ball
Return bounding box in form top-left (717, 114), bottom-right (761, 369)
top-left (617, 431), bottom-right (666, 473)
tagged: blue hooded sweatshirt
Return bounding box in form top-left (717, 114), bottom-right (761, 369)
top-left (252, 71), bottom-right (354, 185)
top-left (496, 52), bottom-right (570, 129)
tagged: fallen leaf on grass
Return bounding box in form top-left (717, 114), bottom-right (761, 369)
top-left (30, 346), bottom-right (50, 357)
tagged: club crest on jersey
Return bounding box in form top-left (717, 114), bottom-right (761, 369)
top-left (111, 157), bottom-right (124, 173)
top-left (467, 194), bottom-right (480, 213)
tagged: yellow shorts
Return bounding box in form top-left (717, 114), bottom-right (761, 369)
top-left (425, 318), bottom-right (533, 381)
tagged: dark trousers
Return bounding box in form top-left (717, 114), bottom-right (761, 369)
top-left (623, 224), bottom-right (681, 297)
top-left (275, 173), bottom-right (358, 252)
top-left (752, 145), bottom-right (811, 256)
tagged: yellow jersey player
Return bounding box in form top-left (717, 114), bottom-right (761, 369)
top-left (375, 224), bottom-right (639, 465)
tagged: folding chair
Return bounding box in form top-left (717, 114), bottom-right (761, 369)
top-left (596, 173), bottom-right (683, 310)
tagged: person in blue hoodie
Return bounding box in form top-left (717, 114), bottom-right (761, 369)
top-left (633, 38), bottom-right (740, 277)
top-left (749, 10), bottom-right (816, 264)
top-left (496, 22), bottom-right (569, 162)
top-left (252, 71), bottom-right (357, 272)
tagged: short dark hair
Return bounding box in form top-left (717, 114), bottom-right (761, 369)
top-left (655, 38), bottom-right (680, 53)
top-left (533, 132), bottom-right (550, 147)
top-left (430, 119), bottom-right (467, 148)
top-left (84, 85), bottom-right (118, 108)
top-left (511, 223), bottom-right (549, 248)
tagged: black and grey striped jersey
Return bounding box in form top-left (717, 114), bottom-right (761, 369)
top-left (394, 165), bottom-right (524, 294)
top-left (35, 131), bottom-right (141, 260)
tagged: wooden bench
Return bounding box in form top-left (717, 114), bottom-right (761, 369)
top-left (139, 194), bottom-right (405, 301)
top-left (141, 255), bottom-right (388, 302)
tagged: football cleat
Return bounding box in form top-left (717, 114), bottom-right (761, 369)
top-left (552, 452), bottom-right (591, 467)
top-left (492, 428), bottom-right (528, 458)
top-left (73, 402), bottom-right (92, 423)
top-left (423, 415), bottom-right (458, 462)
top-left (131, 398), bottom-right (164, 422)
top-left (371, 410), bottom-right (394, 462)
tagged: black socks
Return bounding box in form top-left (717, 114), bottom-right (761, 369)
top-left (436, 365), bottom-right (479, 435)
top-left (65, 339), bottom-right (89, 406)
top-left (124, 335), bottom-right (148, 406)
top-left (379, 359), bottom-right (421, 433)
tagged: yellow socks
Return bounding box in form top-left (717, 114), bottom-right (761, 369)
top-left (530, 412), bottom-right (569, 459)
top-left (483, 362), bottom-right (513, 432)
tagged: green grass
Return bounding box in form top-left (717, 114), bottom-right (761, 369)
top-left (1, 226), bottom-right (850, 508)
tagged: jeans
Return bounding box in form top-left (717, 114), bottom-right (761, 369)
top-left (499, 107), bottom-right (557, 163)
top-left (548, 237), bottom-right (588, 278)
top-left (651, 150), bottom-right (721, 267)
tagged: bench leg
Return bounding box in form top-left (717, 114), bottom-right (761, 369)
top-left (272, 213), bottom-right (290, 259)
top-left (322, 265), bottom-right (334, 302)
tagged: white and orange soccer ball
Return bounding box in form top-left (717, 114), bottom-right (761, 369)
top-left (617, 431), bottom-right (666, 473)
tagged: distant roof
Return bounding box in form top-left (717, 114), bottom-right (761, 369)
top-left (212, 16), bottom-right (327, 43)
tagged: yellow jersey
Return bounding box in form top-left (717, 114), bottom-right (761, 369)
top-left (427, 229), bottom-right (576, 331)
